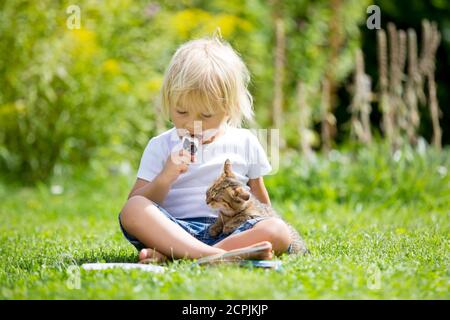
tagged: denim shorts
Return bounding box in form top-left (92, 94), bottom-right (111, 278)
top-left (118, 201), bottom-right (272, 252)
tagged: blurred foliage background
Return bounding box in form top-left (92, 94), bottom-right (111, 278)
top-left (0, 0), bottom-right (449, 185)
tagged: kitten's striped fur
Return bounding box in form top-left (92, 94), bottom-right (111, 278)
top-left (206, 159), bottom-right (309, 255)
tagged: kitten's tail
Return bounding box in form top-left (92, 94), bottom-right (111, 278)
top-left (287, 225), bottom-right (310, 255)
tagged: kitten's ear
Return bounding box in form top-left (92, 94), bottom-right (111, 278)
top-left (223, 159), bottom-right (235, 177)
top-left (235, 187), bottom-right (250, 201)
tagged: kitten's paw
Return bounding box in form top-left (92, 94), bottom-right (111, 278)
top-left (208, 225), bottom-right (222, 237)
top-left (222, 226), bottom-right (237, 235)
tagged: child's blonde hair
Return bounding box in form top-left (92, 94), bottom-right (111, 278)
top-left (160, 36), bottom-right (254, 127)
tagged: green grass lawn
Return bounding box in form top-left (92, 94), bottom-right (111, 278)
top-left (1, 145), bottom-right (449, 299)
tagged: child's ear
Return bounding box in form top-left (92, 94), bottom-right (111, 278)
top-left (235, 187), bottom-right (250, 201)
top-left (223, 159), bottom-right (235, 177)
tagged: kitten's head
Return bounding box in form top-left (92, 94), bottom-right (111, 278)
top-left (206, 159), bottom-right (251, 216)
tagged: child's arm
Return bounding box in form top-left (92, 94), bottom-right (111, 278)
top-left (127, 149), bottom-right (194, 204)
top-left (127, 176), bottom-right (172, 205)
top-left (247, 177), bottom-right (271, 206)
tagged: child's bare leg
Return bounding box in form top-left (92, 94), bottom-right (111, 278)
top-left (212, 218), bottom-right (291, 255)
top-left (121, 196), bottom-right (222, 259)
top-left (139, 242), bottom-right (273, 263)
top-left (120, 196), bottom-right (273, 260)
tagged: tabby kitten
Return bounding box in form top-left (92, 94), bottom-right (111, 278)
top-left (206, 159), bottom-right (309, 255)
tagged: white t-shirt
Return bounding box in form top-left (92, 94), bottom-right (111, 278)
top-left (136, 125), bottom-right (272, 219)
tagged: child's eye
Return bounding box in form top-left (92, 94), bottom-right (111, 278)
top-left (177, 110), bottom-right (188, 115)
top-left (202, 114), bottom-right (212, 118)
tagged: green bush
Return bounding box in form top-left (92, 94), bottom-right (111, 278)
top-left (0, 1), bottom-right (171, 184)
top-left (265, 142), bottom-right (450, 209)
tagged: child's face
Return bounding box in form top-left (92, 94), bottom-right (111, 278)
top-left (170, 105), bottom-right (229, 136)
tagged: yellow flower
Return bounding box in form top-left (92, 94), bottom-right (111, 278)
top-left (214, 14), bottom-right (237, 37)
top-left (102, 59), bottom-right (121, 75)
top-left (146, 77), bottom-right (162, 92)
top-left (172, 9), bottom-right (211, 38)
top-left (68, 28), bottom-right (99, 57)
top-left (211, 15), bottom-right (253, 37)
top-left (118, 81), bottom-right (130, 92)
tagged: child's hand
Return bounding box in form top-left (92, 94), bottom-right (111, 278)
top-left (159, 149), bottom-right (196, 184)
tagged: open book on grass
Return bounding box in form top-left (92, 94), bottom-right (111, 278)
top-left (81, 263), bottom-right (166, 273)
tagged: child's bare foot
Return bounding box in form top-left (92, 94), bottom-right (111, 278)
top-left (138, 248), bottom-right (168, 264)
